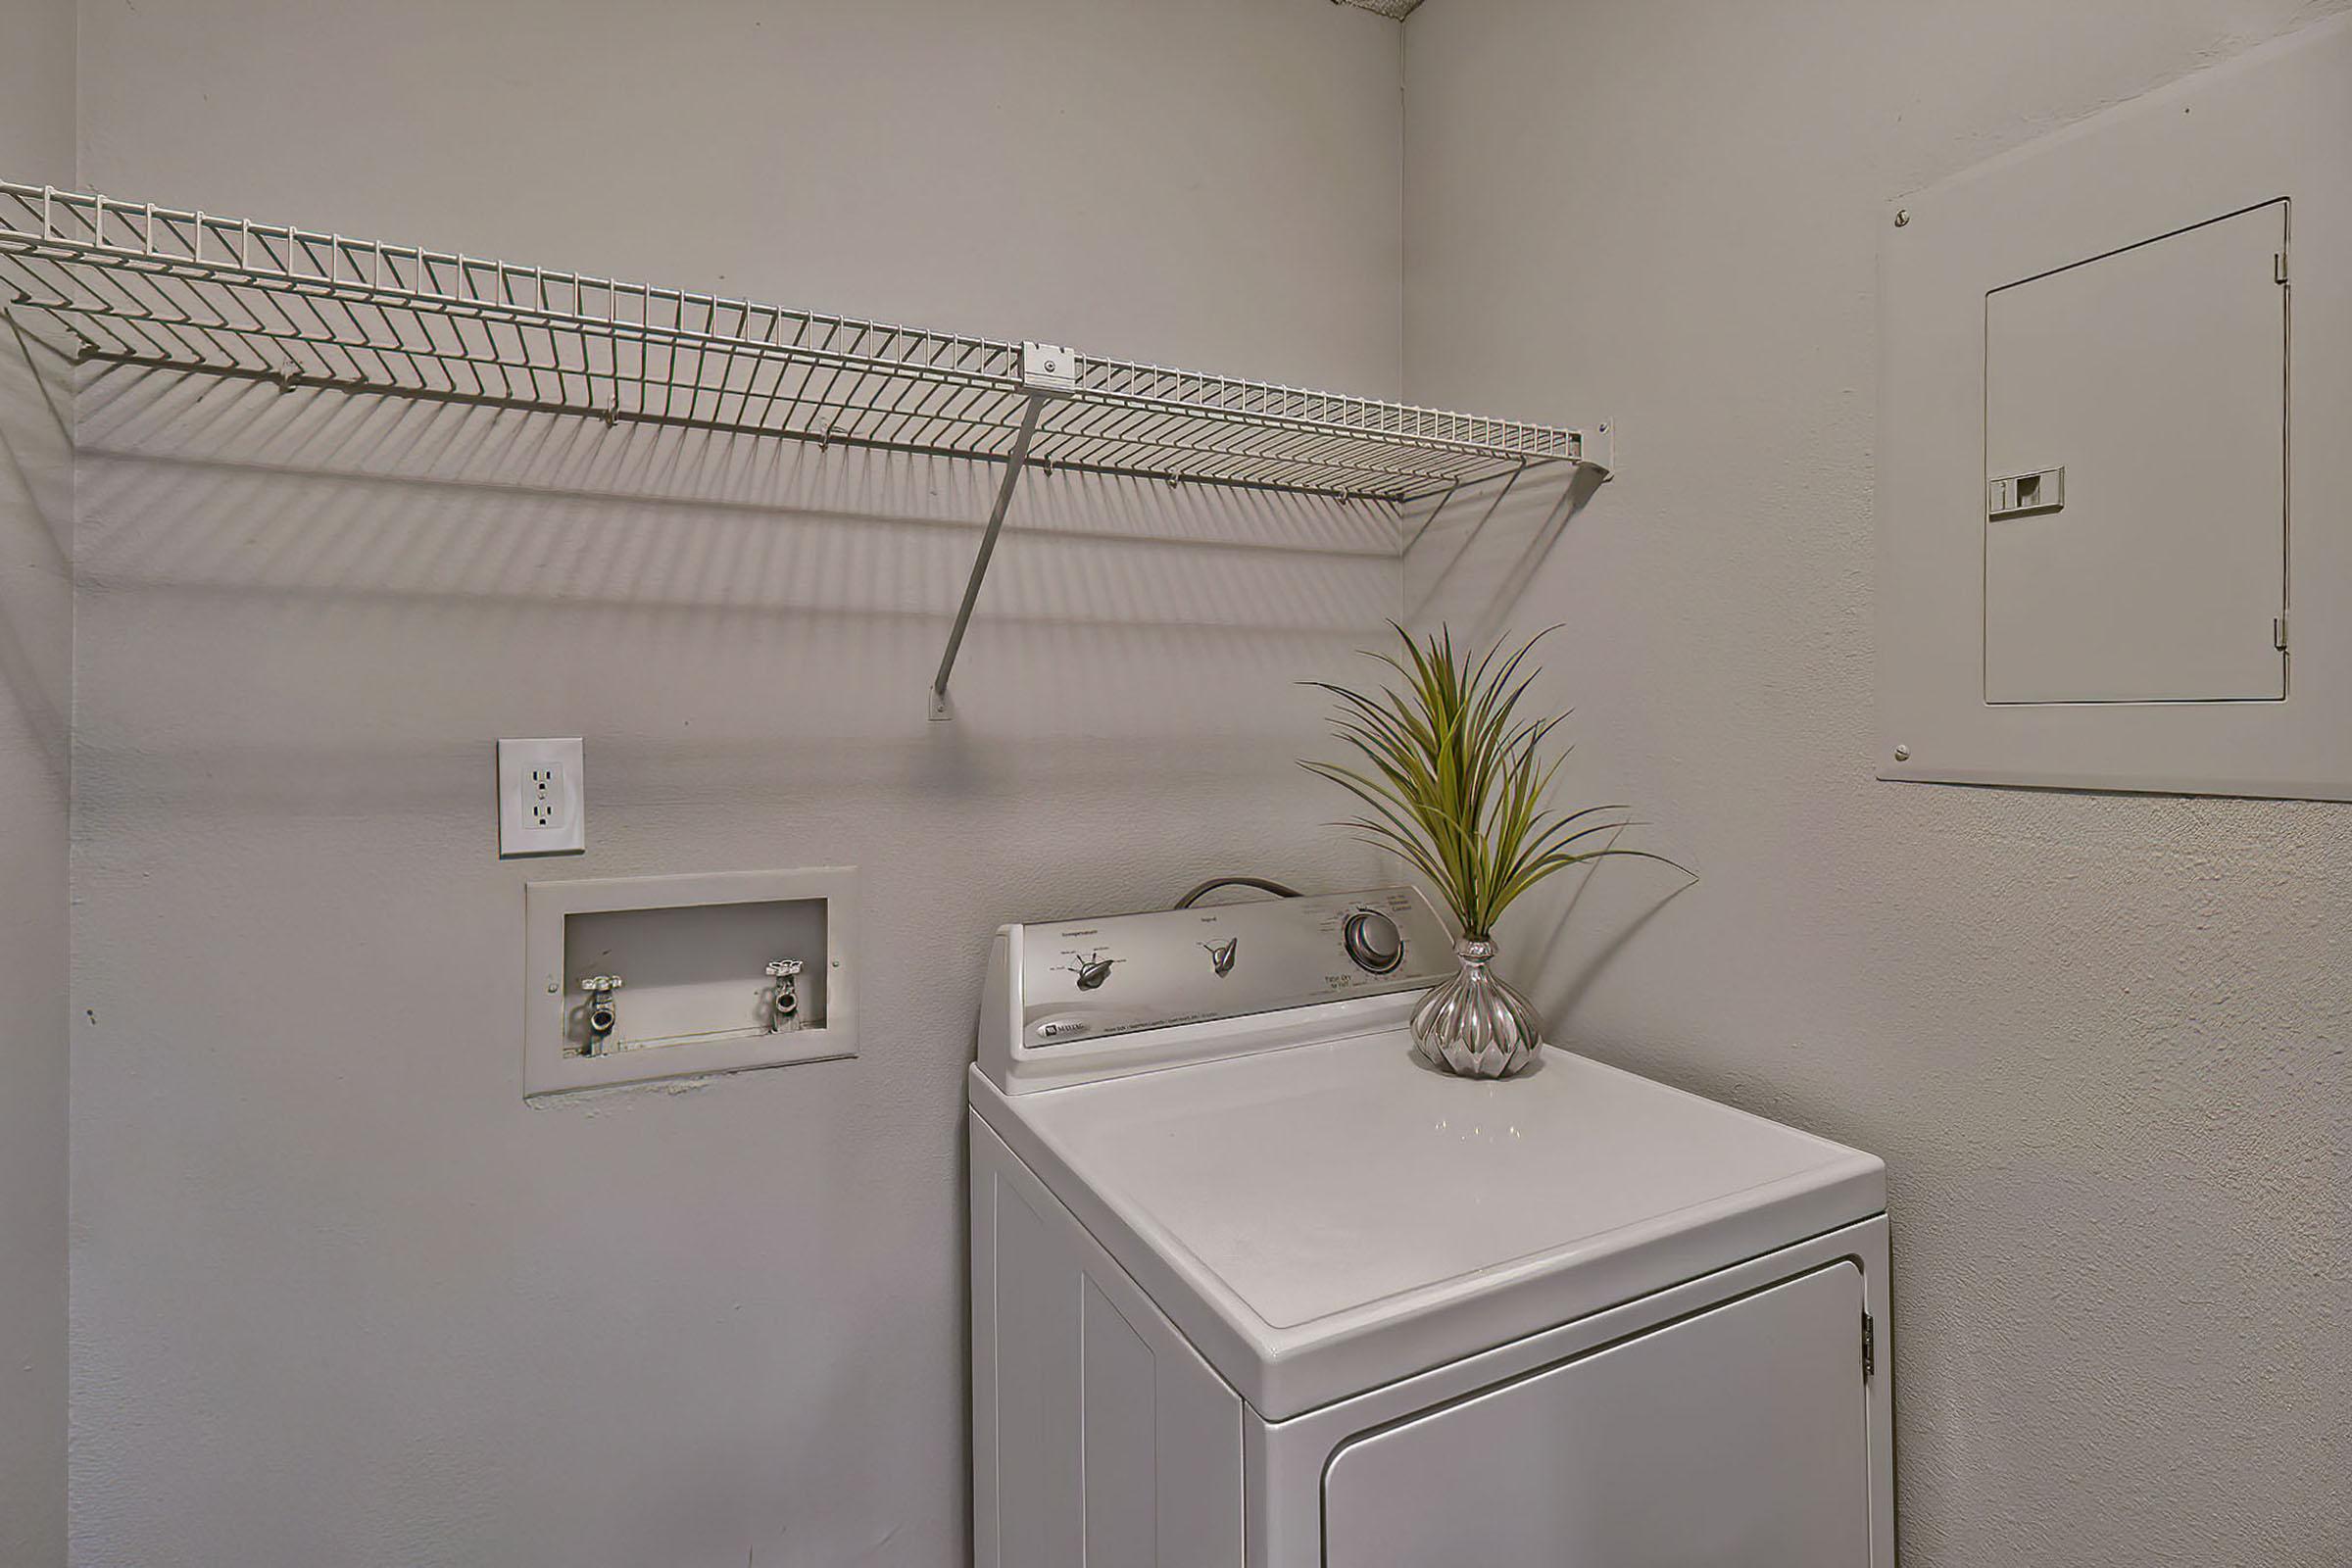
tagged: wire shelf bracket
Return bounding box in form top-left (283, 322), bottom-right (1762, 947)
top-left (0, 181), bottom-right (1609, 719)
top-left (928, 347), bottom-right (1069, 721)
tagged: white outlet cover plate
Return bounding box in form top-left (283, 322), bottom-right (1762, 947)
top-left (497, 738), bottom-right (585, 857)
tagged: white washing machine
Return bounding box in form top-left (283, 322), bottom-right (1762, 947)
top-left (968, 887), bottom-right (1892, 1567)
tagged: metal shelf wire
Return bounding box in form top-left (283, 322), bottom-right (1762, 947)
top-left (0, 180), bottom-right (1603, 710)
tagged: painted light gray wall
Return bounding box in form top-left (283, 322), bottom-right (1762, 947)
top-left (67, 2), bottom-right (1400, 1564)
top-left (0, 1), bottom-right (75, 1561)
top-left (1404, 4), bottom-right (2350, 1565)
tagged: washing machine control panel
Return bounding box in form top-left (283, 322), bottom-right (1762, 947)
top-left (1014, 886), bottom-right (1454, 1052)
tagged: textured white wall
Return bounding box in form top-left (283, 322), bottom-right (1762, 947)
top-left (1404, 3), bottom-right (2350, 1565)
top-left (0, 1), bottom-right (75, 1560)
top-left (67, 2), bottom-right (1402, 1564)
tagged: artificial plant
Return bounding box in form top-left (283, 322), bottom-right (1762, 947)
top-left (1302, 623), bottom-right (1687, 940)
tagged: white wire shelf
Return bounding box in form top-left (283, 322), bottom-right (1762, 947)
top-left (0, 182), bottom-right (1591, 503)
top-left (0, 179), bottom-right (1604, 711)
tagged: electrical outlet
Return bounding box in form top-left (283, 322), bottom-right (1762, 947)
top-left (498, 738), bottom-right (585, 857)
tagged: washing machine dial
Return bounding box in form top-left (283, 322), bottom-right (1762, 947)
top-left (1074, 956), bottom-right (1114, 991)
top-left (1341, 909), bottom-right (1403, 974)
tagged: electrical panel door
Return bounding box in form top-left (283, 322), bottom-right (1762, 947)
top-left (1983, 202), bottom-right (2288, 704)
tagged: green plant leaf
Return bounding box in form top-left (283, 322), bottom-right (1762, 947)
top-left (1300, 625), bottom-right (1690, 937)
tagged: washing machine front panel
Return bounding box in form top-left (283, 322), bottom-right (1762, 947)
top-left (1321, 1260), bottom-right (1872, 1568)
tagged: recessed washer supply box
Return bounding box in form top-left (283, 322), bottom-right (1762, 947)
top-left (522, 868), bottom-right (858, 1096)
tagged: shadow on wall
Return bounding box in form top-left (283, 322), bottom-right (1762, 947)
top-left (1397, 461), bottom-right (1696, 1016)
top-left (0, 317), bottom-right (73, 789)
top-left (1401, 461), bottom-right (1607, 641)
top-left (66, 359), bottom-right (1436, 764)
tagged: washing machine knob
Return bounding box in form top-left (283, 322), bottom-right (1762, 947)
top-left (1075, 956), bottom-right (1114, 991)
top-left (1341, 909), bottom-right (1403, 974)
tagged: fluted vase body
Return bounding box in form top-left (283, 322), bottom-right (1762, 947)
top-left (1409, 937), bottom-right (1544, 1078)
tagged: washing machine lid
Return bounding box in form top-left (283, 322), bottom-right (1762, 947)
top-left (968, 1030), bottom-right (1885, 1420)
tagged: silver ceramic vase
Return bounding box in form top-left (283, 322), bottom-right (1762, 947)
top-left (1409, 937), bottom-right (1544, 1078)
